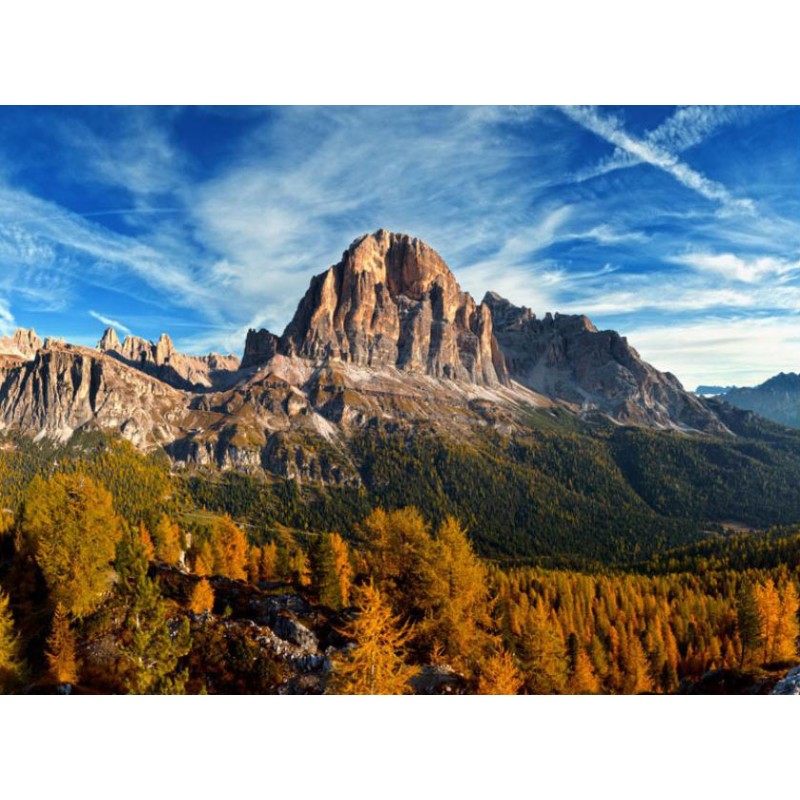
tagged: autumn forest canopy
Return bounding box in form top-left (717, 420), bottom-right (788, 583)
top-left (1, 432), bottom-right (799, 695)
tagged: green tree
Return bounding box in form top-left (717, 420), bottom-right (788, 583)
top-left (115, 531), bottom-right (191, 694)
top-left (314, 533), bottom-right (353, 610)
top-left (22, 472), bottom-right (122, 617)
top-left (736, 580), bottom-right (763, 668)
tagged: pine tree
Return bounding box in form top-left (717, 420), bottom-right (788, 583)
top-left (115, 532), bottom-right (191, 694)
top-left (45, 603), bottom-right (78, 686)
top-left (188, 578), bottom-right (215, 615)
top-left (736, 580), bottom-right (762, 668)
top-left (0, 589), bottom-right (24, 693)
top-left (476, 650), bottom-right (524, 695)
top-left (328, 582), bottom-right (418, 695)
top-left (314, 533), bottom-right (353, 611)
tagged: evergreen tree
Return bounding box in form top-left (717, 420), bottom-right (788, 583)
top-left (45, 603), bottom-right (78, 686)
top-left (736, 580), bottom-right (763, 668)
top-left (328, 581), bottom-right (418, 695)
top-left (314, 533), bottom-right (353, 611)
top-left (115, 531), bottom-right (191, 694)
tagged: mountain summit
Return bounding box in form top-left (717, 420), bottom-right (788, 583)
top-left (245, 230), bottom-right (509, 386)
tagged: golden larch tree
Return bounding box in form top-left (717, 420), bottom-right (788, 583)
top-left (477, 650), bottom-right (524, 695)
top-left (0, 589), bottom-right (24, 692)
top-left (45, 603), bottom-right (78, 685)
top-left (153, 515), bottom-right (184, 566)
top-left (22, 472), bottom-right (122, 617)
top-left (188, 578), bottom-right (215, 615)
top-left (328, 581), bottom-right (418, 695)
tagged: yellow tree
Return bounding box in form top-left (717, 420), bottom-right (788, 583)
top-left (773, 581), bottom-right (800, 662)
top-left (188, 578), bottom-right (215, 615)
top-left (45, 603), bottom-right (78, 685)
top-left (477, 650), bottom-right (524, 695)
top-left (211, 516), bottom-right (248, 581)
top-left (754, 579), bottom-right (783, 664)
top-left (153, 515), bottom-right (184, 566)
top-left (0, 589), bottom-right (24, 692)
top-left (22, 472), bottom-right (122, 617)
top-left (137, 521), bottom-right (156, 561)
top-left (259, 542), bottom-right (278, 581)
top-left (193, 539), bottom-right (214, 577)
top-left (328, 582), bottom-right (418, 695)
top-left (422, 516), bottom-right (494, 672)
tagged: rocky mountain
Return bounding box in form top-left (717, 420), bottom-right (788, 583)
top-left (244, 230), bottom-right (509, 386)
top-left (0, 229), bottom-right (744, 476)
top-left (695, 384), bottom-right (735, 397)
top-left (722, 372), bottom-right (800, 428)
top-left (98, 329), bottom-right (241, 391)
top-left (484, 292), bottom-right (725, 432)
top-left (0, 341), bottom-right (185, 447)
top-left (0, 328), bottom-right (42, 360)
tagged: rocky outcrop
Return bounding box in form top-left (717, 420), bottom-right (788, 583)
top-left (241, 328), bottom-right (280, 369)
top-left (248, 231), bottom-right (509, 386)
top-left (98, 329), bottom-right (241, 391)
top-left (0, 328), bottom-right (42, 360)
top-left (484, 292), bottom-right (725, 431)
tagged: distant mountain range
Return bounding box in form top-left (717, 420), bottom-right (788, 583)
top-left (710, 373), bottom-right (800, 429)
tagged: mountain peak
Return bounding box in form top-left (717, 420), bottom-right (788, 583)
top-left (98, 327), bottom-right (121, 351)
top-left (0, 328), bottom-right (43, 359)
top-left (277, 230), bottom-right (508, 385)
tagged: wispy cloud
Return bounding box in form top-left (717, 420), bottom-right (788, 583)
top-left (562, 105), bottom-right (756, 213)
top-left (0, 296), bottom-right (15, 335)
top-left (89, 310), bottom-right (132, 335)
top-left (674, 252), bottom-right (800, 284)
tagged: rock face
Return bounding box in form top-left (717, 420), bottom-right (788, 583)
top-left (484, 292), bottom-right (725, 431)
top-left (241, 328), bottom-right (280, 369)
top-left (0, 341), bottom-right (184, 446)
top-left (722, 373), bottom-right (800, 428)
top-left (248, 231), bottom-right (509, 386)
top-left (0, 328), bottom-right (43, 360)
top-left (98, 329), bottom-right (241, 391)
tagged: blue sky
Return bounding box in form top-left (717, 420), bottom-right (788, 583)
top-left (0, 105), bottom-right (798, 389)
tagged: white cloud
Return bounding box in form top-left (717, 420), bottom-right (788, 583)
top-left (0, 296), bottom-right (15, 335)
top-left (674, 252), bottom-right (800, 284)
top-left (624, 316), bottom-right (800, 390)
top-left (89, 310), bottom-right (132, 335)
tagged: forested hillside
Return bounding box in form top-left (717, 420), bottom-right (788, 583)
top-left (1, 435), bottom-right (799, 694)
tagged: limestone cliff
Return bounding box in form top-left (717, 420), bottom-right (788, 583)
top-left (484, 292), bottom-right (725, 432)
